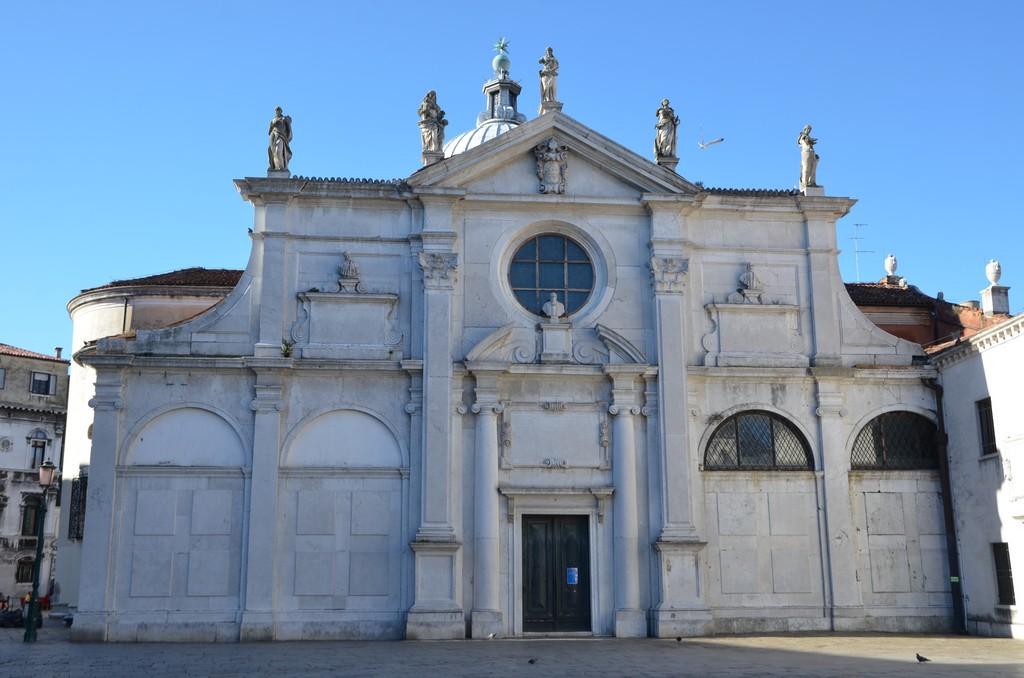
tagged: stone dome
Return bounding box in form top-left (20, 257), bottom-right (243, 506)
top-left (443, 119), bottom-right (519, 158)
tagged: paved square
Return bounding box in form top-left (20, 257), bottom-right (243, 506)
top-left (2, 625), bottom-right (1023, 677)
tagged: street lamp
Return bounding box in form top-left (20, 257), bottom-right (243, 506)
top-left (24, 459), bottom-right (57, 643)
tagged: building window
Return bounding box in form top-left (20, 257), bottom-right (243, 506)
top-left (704, 411), bottom-right (813, 470)
top-left (27, 430), bottom-right (47, 469)
top-left (29, 372), bottom-right (56, 396)
top-left (0, 367), bottom-right (6, 389)
top-left (993, 542), bottom-right (1016, 605)
top-left (16, 558), bottom-right (34, 584)
top-left (509, 234), bottom-right (594, 316)
top-left (21, 495), bottom-right (43, 537)
top-left (977, 397), bottom-right (997, 456)
top-left (851, 412), bottom-right (938, 470)
top-left (68, 475), bottom-right (88, 541)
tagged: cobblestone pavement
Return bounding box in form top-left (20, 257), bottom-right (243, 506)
top-left (2, 624), bottom-right (1024, 677)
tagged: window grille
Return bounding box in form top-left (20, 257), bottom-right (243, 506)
top-left (993, 542), bottom-right (1016, 606)
top-left (68, 475), bottom-right (87, 541)
top-left (850, 412), bottom-right (938, 470)
top-left (704, 411), bottom-right (813, 470)
top-left (509, 234), bottom-right (594, 316)
top-left (977, 398), bottom-right (997, 456)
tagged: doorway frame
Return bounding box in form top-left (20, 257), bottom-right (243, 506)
top-left (499, 486), bottom-right (613, 636)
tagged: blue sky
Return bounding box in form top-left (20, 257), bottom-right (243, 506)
top-left (2, 1), bottom-right (1021, 355)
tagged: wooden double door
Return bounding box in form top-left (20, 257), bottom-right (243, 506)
top-left (522, 515), bottom-right (591, 632)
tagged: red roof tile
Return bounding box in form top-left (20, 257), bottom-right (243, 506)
top-left (0, 343), bottom-right (69, 364)
top-left (845, 282), bottom-right (937, 308)
top-left (82, 268), bottom-right (243, 293)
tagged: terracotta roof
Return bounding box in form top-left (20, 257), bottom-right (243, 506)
top-left (82, 268), bottom-right (243, 293)
top-left (703, 187), bottom-right (801, 197)
top-left (844, 282), bottom-right (938, 308)
top-left (0, 343), bottom-right (69, 364)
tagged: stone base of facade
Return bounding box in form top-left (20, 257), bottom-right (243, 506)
top-left (614, 609), bottom-right (647, 637)
top-left (833, 612), bottom-right (953, 634)
top-left (650, 607), bottom-right (714, 637)
top-left (69, 612), bottom-right (109, 642)
top-left (405, 609), bottom-right (466, 640)
top-left (470, 608), bottom-right (503, 638)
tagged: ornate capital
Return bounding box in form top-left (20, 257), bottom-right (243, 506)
top-left (471, 402), bottom-right (504, 415)
top-left (650, 256), bottom-right (688, 294)
top-left (608, 404), bottom-right (641, 416)
top-left (250, 384), bottom-right (283, 412)
top-left (88, 396), bottom-right (123, 411)
top-left (418, 251), bottom-right (458, 289)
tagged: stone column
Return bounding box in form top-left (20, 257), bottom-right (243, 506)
top-left (813, 376), bottom-right (863, 627)
top-left (605, 366), bottom-right (646, 637)
top-left (798, 198), bottom-right (854, 367)
top-left (406, 192), bottom-right (464, 639)
top-left (71, 358), bottom-right (128, 641)
top-left (240, 363), bottom-right (286, 641)
top-left (644, 199), bottom-right (712, 637)
top-left (470, 369), bottom-right (503, 637)
top-left (252, 199), bottom-right (290, 359)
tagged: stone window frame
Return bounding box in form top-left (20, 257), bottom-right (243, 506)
top-left (26, 429), bottom-right (48, 470)
top-left (702, 410), bottom-right (814, 471)
top-left (850, 411), bottom-right (938, 471)
top-left (15, 557), bottom-right (34, 584)
top-left (492, 220), bottom-right (617, 328)
top-left (20, 494), bottom-right (43, 537)
top-left (976, 397), bottom-right (997, 457)
top-left (29, 371), bottom-right (56, 396)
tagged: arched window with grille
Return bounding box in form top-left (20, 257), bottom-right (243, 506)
top-left (851, 411), bottom-right (938, 470)
top-left (704, 410), bottom-right (813, 470)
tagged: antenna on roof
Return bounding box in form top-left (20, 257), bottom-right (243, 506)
top-left (849, 223), bottom-right (874, 282)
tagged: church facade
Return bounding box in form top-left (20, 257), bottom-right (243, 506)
top-left (73, 49), bottom-right (953, 641)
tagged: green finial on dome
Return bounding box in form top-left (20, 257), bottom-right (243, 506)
top-left (492, 37), bottom-right (511, 78)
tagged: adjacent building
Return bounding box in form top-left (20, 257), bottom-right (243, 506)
top-left (0, 343), bottom-right (69, 603)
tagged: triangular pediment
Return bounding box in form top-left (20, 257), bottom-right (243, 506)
top-left (407, 112), bottom-right (700, 196)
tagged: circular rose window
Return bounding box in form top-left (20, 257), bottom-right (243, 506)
top-left (508, 234), bottom-right (594, 316)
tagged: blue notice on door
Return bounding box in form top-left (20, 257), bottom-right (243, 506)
top-left (566, 567), bottom-right (579, 585)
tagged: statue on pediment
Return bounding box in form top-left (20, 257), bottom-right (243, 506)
top-left (798, 124), bottom-right (819, 190)
top-left (418, 90), bottom-right (448, 154)
top-left (654, 99), bottom-right (679, 159)
top-left (534, 137), bottom-right (568, 194)
top-left (538, 47), bottom-right (559, 113)
top-left (268, 107), bottom-right (293, 172)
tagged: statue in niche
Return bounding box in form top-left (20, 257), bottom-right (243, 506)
top-left (338, 251), bottom-right (361, 292)
top-left (533, 137), bottom-right (568, 194)
top-left (418, 90), bottom-right (448, 154)
top-left (538, 47), bottom-right (559, 111)
top-left (542, 292), bottom-right (566, 321)
top-left (268, 107), bottom-right (293, 172)
top-left (797, 124), bottom-right (819, 190)
top-left (654, 99), bottom-right (680, 159)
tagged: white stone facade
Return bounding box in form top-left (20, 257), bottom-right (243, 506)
top-left (936, 315), bottom-right (1024, 637)
top-left (72, 109), bottom-right (954, 641)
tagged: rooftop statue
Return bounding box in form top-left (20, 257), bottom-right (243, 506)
top-left (797, 124), bottom-right (819, 191)
top-left (268, 107), bottom-right (293, 173)
top-left (418, 90), bottom-right (448, 158)
top-left (654, 99), bottom-right (680, 168)
top-left (538, 47), bottom-right (560, 114)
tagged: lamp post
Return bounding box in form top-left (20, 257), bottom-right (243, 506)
top-left (24, 459), bottom-right (57, 643)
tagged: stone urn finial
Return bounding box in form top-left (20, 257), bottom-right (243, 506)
top-left (986, 259), bottom-right (1002, 286)
top-left (884, 253), bottom-right (898, 276)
